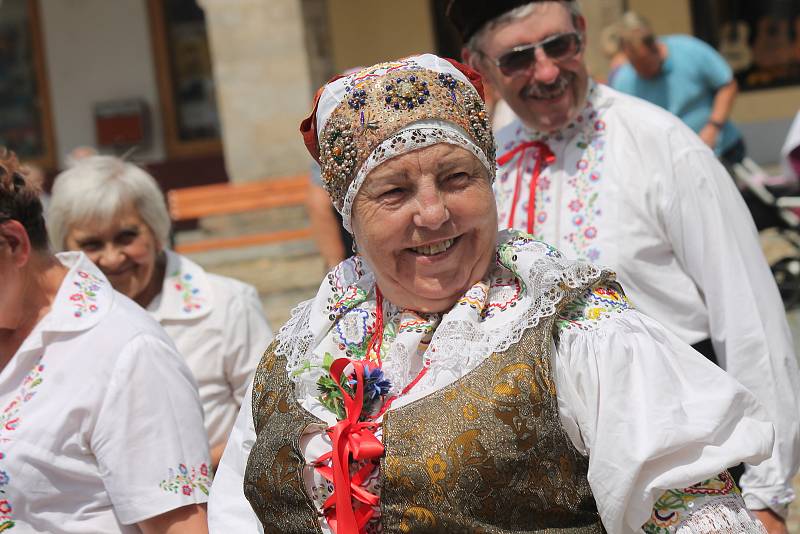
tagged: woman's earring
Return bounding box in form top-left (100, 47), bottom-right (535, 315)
top-left (351, 239), bottom-right (358, 255)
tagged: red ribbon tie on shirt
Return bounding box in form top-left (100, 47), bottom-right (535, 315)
top-left (314, 358), bottom-right (384, 534)
top-left (497, 141), bottom-right (555, 234)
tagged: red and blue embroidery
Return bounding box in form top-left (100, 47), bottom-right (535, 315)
top-left (0, 361), bottom-right (46, 530)
top-left (159, 463), bottom-right (211, 496)
top-left (69, 270), bottom-right (103, 318)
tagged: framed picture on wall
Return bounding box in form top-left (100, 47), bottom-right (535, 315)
top-left (693, 0), bottom-right (800, 91)
top-left (0, 0), bottom-right (56, 169)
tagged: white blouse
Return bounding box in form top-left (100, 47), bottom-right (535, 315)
top-left (494, 82), bottom-right (800, 514)
top-left (0, 252), bottom-right (211, 533)
top-left (209, 235), bottom-right (773, 534)
top-left (147, 250), bottom-right (273, 450)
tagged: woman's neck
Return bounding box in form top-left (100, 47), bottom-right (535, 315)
top-left (0, 253), bottom-right (68, 365)
top-left (134, 251), bottom-right (166, 309)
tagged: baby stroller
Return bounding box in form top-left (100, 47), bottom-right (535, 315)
top-left (731, 119), bottom-right (800, 308)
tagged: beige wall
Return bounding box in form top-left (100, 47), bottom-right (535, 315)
top-left (40, 0), bottom-right (166, 166)
top-left (326, 0), bottom-right (436, 73)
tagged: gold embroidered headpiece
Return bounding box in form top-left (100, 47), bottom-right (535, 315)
top-left (301, 54), bottom-right (496, 232)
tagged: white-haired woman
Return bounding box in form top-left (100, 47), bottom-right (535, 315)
top-left (48, 156), bottom-right (273, 467)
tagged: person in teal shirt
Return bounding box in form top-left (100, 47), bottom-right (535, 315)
top-left (611, 12), bottom-right (744, 165)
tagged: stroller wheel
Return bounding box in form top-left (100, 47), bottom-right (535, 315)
top-left (771, 257), bottom-right (800, 309)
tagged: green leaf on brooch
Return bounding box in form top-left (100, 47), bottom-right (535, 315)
top-left (322, 352), bottom-right (335, 371)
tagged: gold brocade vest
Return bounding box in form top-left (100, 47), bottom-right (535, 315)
top-left (244, 282), bottom-right (607, 534)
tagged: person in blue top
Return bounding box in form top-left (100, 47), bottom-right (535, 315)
top-left (611, 11), bottom-right (744, 166)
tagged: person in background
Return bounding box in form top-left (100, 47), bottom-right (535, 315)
top-left (47, 156), bottom-right (273, 468)
top-left (65, 145), bottom-right (99, 168)
top-left (599, 21), bottom-right (627, 86)
top-left (610, 11), bottom-right (744, 165)
top-left (0, 147), bottom-right (210, 533)
top-left (307, 160), bottom-right (353, 268)
top-left (452, 1), bottom-right (800, 532)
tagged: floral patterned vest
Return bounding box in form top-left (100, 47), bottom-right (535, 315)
top-left (243, 273), bottom-right (609, 533)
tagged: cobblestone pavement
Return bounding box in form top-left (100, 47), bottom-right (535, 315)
top-left (188, 236), bottom-right (800, 532)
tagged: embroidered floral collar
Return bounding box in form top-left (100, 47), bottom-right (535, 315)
top-left (11, 252), bottom-right (113, 362)
top-left (148, 250), bottom-right (213, 321)
top-left (276, 230), bottom-right (608, 408)
top-left (51, 252), bottom-right (113, 331)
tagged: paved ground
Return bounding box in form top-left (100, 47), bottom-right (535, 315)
top-left (185, 227), bottom-right (800, 531)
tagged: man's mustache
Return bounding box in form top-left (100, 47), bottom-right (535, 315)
top-left (522, 73), bottom-right (573, 99)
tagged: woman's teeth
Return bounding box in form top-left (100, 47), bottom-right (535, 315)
top-left (412, 238), bottom-right (455, 256)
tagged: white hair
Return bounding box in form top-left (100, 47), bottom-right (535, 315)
top-left (616, 11), bottom-right (654, 47)
top-left (465, 1), bottom-right (584, 54)
top-left (48, 155), bottom-right (171, 250)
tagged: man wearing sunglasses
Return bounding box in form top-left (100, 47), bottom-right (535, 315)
top-left (448, 2), bottom-right (799, 534)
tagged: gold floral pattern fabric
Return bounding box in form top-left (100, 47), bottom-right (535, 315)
top-left (243, 341), bottom-right (323, 533)
top-left (380, 313), bottom-right (605, 533)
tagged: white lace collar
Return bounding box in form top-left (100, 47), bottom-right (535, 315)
top-left (276, 230), bottom-right (605, 401)
top-left (148, 250), bottom-right (213, 321)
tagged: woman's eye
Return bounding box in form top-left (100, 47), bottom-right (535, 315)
top-left (116, 230), bottom-right (140, 246)
top-left (444, 172), bottom-right (471, 185)
top-left (78, 241), bottom-right (102, 252)
top-left (379, 188), bottom-right (405, 200)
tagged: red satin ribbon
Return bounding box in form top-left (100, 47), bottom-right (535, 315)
top-left (315, 288), bottom-right (432, 534)
top-left (314, 358), bottom-right (384, 533)
top-left (497, 141), bottom-right (555, 234)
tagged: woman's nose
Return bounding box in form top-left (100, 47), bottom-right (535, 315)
top-left (94, 244), bottom-right (125, 271)
top-left (413, 190), bottom-right (450, 230)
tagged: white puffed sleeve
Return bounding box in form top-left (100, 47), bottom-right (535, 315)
top-left (208, 381), bottom-right (264, 534)
top-left (552, 283), bottom-right (774, 534)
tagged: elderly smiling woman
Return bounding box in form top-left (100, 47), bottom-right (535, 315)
top-left (0, 149), bottom-right (210, 532)
top-left (47, 157), bottom-right (272, 467)
top-left (209, 55), bottom-right (773, 534)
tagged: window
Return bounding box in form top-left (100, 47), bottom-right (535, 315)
top-left (692, 0), bottom-right (800, 91)
top-left (0, 0), bottom-right (56, 169)
top-left (147, 0), bottom-right (222, 158)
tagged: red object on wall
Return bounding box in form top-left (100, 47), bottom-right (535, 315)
top-left (94, 99), bottom-right (149, 147)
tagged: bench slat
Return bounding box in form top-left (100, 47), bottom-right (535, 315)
top-left (174, 227), bottom-right (314, 254)
top-left (167, 174), bottom-right (313, 252)
top-left (170, 190), bottom-right (308, 220)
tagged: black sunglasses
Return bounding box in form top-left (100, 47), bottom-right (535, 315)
top-left (494, 32), bottom-right (583, 77)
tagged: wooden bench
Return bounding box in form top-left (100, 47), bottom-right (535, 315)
top-left (167, 174), bottom-right (312, 254)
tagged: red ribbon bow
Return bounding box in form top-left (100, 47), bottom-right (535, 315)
top-left (497, 140), bottom-right (555, 235)
top-left (314, 358), bottom-right (384, 534)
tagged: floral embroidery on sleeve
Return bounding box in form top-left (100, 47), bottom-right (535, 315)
top-left (556, 281), bottom-right (633, 332)
top-left (643, 471), bottom-right (746, 533)
top-left (69, 271), bottom-right (103, 318)
top-left (159, 463), bottom-right (211, 496)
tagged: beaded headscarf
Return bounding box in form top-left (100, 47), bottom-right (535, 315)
top-left (300, 54), bottom-right (496, 232)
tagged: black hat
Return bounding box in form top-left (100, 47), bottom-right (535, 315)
top-left (446, 0), bottom-right (574, 43)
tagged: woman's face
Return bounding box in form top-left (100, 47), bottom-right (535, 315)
top-left (64, 205), bottom-right (161, 304)
top-left (352, 144), bottom-right (497, 313)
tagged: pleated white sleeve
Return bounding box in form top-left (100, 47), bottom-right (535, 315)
top-left (553, 297), bottom-right (775, 534)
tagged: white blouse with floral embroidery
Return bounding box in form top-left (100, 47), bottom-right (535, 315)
top-left (147, 250), bottom-right (273, 450)
top-left (0, 252), bottom-right (211, 533)
top-left (210, 231), bottom-right (772, 534)
top-left (494, 82), bottom-right (800, 515)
